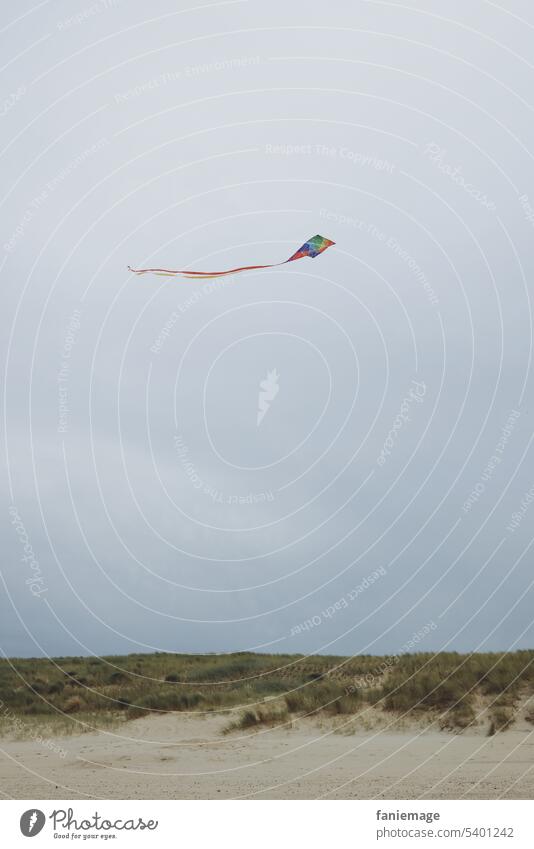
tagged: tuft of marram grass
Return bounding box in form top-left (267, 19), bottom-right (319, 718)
top-left (222, 704), bottom-right (290, 734)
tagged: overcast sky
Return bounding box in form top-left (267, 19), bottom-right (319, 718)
top-left (2, 0), bottom-right (534, 659)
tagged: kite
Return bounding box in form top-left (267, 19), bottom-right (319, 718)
top-left (128, 234), bottom-right (335, 280)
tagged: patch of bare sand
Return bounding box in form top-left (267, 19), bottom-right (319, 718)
top-left (1, 712), bottom-right (533, 800)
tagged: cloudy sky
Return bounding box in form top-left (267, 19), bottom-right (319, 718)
top-left (2, 0), bottom-right (534, 659)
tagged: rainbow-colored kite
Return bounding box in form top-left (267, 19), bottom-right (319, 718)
top-left (128, 235), bottom-right (335, 280)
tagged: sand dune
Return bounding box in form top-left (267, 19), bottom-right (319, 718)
top-left (1, 713), bottom-right (533, 800)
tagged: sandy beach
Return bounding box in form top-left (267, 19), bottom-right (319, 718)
top-left (1, 713), bottom-right (533, 800)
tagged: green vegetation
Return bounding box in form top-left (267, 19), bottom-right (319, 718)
top-left (0, 650), bottom-right (532, 737)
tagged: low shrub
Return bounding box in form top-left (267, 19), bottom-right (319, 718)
top-left (63, 696), bottom-right (83, 713)
top-left (440, 701), bottom-right (476, 731)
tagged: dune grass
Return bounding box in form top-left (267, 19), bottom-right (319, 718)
top-left (1, 650), bottom-right (533, 736)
